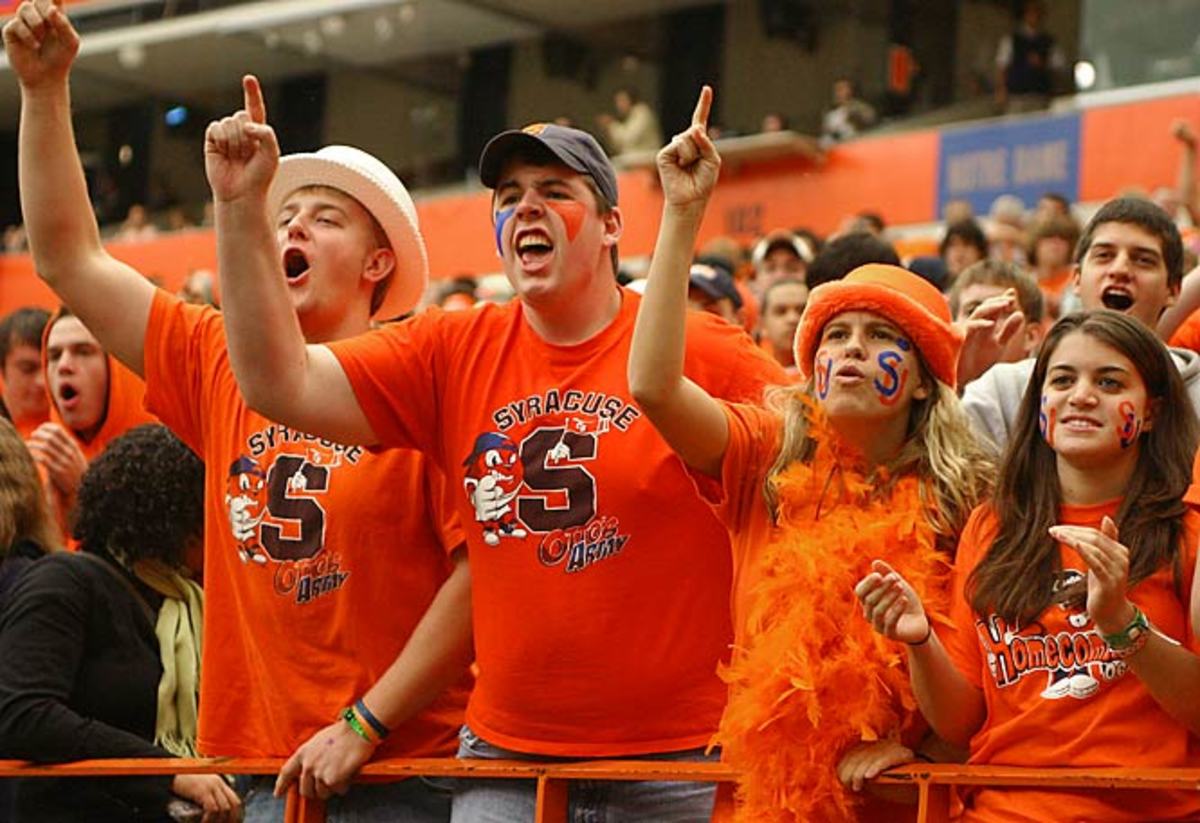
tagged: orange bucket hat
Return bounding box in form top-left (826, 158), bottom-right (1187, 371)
top-left (793, 264), bottom-right (963, 389)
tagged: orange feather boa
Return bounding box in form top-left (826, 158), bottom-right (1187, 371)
top-left (717, 439), bottom-right (951, 822)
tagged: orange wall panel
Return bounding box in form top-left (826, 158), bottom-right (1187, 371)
top-left (1079, 94), bottom-right (1200, 202)
top-left (695, 131), bottom-right (940, 244)
top-left (0, 230), bottom-right (218, 313)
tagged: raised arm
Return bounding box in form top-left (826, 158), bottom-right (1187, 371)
top-left (855, 560), bottom-right (986, 748)
top-left (205, 76), bottom-right (378, 445)
top-left (4, 0), bottom-right (154, 374)
top-left (1174, 120), bottom-right (1197, 224)
top-left (628, 86), bottom-right (730, 478)
top-left (1156, 263), bottom-right (1200, 342)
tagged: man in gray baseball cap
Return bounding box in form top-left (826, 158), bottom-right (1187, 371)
top-left (479, 122), bottom-right (622, 287)
top-left (479, 122), bottom-right (619, 206)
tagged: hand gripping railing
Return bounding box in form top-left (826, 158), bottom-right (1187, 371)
top-left (0, 757), bottom-right (737, 823)
top-left (2, 758), bottom-right (1197, 822)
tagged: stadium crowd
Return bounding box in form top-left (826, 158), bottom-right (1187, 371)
top-left (2, 1), bottom-right (1200, 822)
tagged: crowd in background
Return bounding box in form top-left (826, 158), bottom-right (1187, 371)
top-left (3, 0), bottom-right (1200, 821)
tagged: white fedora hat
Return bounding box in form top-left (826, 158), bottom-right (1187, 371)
top-left (267, 145), bottom-right (429, 319)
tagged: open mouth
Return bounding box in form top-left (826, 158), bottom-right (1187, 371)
top-left (1100, 288), bottom-right (1134, 311)
top-left (515, 230), bottom-right (554, 266)
top-left (283, 248), bottom-right (310, 280)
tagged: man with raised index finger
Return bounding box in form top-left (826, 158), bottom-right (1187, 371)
top-left (209, 83), bottom-right (787, 820)
top-left (6, 3), bottom-right (473, 819)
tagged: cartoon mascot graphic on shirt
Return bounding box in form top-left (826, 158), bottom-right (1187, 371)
top-left (226, 455), bottom-right (269, 565)
top-left (462, 432), bottom-right (527, 546)
top-left (1042, 569), bottom-right (1100, 700)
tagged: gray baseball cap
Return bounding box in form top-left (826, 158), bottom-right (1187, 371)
top-left (479, 123), bottom-right (619, 206)
top-left (688, 263), bottom-right (742, 310)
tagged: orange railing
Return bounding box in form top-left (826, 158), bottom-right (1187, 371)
top-left (875, 764), bottom-right (1200, 823)
top-left (0, 757), bottom-right (737, 823)
top-left (3, 758), bottom-right (1198, 822)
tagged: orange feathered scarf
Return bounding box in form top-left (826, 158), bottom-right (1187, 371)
top-left (717, 436), bottom-right (951, 822)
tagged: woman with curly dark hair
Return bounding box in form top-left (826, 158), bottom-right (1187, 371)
top-left (0, 424), bottom-right (240, 822)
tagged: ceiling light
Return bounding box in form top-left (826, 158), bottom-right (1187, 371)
top-left (374, 15), bottom-right (394, 41)
top-left (1074, 60), bottom-right (1096, 91)
top-left (320, 14), bottom-right (346, 37)
top-left (116, 42), bottom-right (145, 69)
top-left (302, 29), bottom-right (323, 55)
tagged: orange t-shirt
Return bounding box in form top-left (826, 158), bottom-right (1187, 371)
top-left (688, 402), bottom-right (779, 644)
top-left (143, 290), bottom-right (469, 759)
top-left (9, 413), bottom-right (46, 440)
top-left (329, 287), bottom-right (787, 756)
top-left (1037, 266), bottom-right (1074, 314)
top-left (942, 502), bottom-right (1200, 822)
top-left (1169, 308), bottom-right (1200, 355)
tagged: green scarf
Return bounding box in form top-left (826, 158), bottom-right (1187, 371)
top-left (134, 559), bottom-right (203, 759)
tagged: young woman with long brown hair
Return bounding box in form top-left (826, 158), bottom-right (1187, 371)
top-left (857, 310), bottom-right (1200, 821)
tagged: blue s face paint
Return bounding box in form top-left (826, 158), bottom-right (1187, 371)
top-left (873, 350), bottom-right (908, 406)
top-left (1118, 400), bottom-right (1142, 449)
top-left (494, 207), bottom-right (515, 256)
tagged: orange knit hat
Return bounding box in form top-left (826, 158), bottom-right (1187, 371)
top-left (793, 264), bottom-right (963, 389)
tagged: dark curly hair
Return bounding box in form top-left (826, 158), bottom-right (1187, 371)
top-left (73, 424), bottom-right (204, 564)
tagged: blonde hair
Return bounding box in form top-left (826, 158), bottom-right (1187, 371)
top-left (0, 418), bottom-right (60, 555)
top-left (763, 361), bottom-right (994, 546)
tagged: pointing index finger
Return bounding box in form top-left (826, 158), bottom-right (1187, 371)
top-left (691, 85), bottom-right (713, 130)
top-left (243, 74), bottom-right (267, 124)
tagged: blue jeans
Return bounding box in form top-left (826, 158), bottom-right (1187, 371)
top-left (450, 726), bottom-right (718, 823)
top-left (237, 774), bottom-right (451, 823)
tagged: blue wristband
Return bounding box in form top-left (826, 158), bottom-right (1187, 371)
top-left (355, 699), bottom-right (390, 740)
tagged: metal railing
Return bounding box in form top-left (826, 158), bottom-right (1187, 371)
top-left (3, 757), bottom-right (1197, 822)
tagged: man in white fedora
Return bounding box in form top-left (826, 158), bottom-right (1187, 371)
top-left (5, 3), bottom-right (471, 820)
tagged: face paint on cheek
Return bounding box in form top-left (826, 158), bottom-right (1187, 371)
top-left (814, 354), bottom-right (833, 400)
top-left (873, 350), bottom-right (909, 406)
top-left (547, 201), bottom-right (586, 241)
top-left (493, 208), bottom-right (515, 255)
top-left (1117, 400), bottom-right (1142, 449)
top-left (1039, 395), bottom-right (1057, 447)
top-left (895, 337), bottom-right (912, 351)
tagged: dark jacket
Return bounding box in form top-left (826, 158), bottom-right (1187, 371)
top-left (0, 539), bottom-right (46, 609)
top-left (0, 551), bottom-right (173, 822)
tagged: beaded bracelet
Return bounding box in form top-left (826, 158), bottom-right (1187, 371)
top-left (355, 699), bottom-right (390, 740)
top-left (1100, 605), bottom-right (1150, 660)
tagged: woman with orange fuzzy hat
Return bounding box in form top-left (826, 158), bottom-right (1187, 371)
top-left (629, 88), bottom-right (994, 821)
